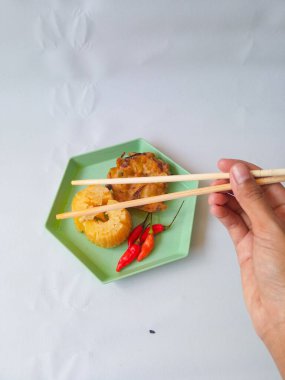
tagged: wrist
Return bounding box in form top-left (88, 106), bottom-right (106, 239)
top-left (262, 322), bottom-right (285, 378)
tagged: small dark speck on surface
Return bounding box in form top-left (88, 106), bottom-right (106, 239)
top-left (149, 330), bottom-right (156, 334)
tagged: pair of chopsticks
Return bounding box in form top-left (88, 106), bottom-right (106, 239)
top-left (56, 168), bottom-right (285, 220)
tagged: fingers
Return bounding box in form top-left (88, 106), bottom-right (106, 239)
top-left (210, 159), bottom-right (284, 242)
top-left (217, 158), bottom-right (260, 173)
top-left (208, 179), bottom-right (242, 212)
top-left (230, 163), bottom-right (277, 230)
top-left (209, 192), bottom-right (252, 230)
top-left (210, 204), bottom-right (249, 246)
top-left (218, 158), bottom-right (285, 211)
top-left (209, 179), bottom-right (250, 244)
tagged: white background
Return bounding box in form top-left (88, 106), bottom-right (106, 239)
top-left (0, 0), bottom-right (284, 379)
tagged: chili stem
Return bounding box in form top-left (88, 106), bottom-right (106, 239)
top-left (167, 201), bottom-right (184, 229)
top-left (142, 212), bottom-right (150, 227)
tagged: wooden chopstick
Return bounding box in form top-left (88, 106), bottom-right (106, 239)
top-left (71, 168), bottom-right (285, 186)
top-left (56, 175), bottom-right (285, 220)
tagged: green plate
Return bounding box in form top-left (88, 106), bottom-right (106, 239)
top-left (46, 138), bottom-right (198, 283)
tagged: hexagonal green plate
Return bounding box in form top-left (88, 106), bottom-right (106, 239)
top-left (46, 138), bottom-right (198, 283)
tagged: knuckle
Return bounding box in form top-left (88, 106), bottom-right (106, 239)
top-left (240, 181), bottom-right (263, 202)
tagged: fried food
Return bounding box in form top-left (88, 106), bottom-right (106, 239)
top-left (107, 152), bottom-right (170, 212)
top-left (71, 185), bottom-right (132, 248)
top-left (72, 185), bottom-right (113, 232)
top-left (84, 200), bottom-right (132, 248)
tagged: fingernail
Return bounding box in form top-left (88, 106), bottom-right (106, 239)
top-left (231, 163), bottom-right (251, 185)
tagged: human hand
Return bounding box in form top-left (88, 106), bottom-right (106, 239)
top-left (208, 159), bottom-right (285, 378)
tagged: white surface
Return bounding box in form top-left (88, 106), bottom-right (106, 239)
top-left (0, 0), bottom-right (284, 379)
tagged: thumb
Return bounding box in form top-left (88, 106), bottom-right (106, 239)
top-left (230, 162), bottom-right (275, 228)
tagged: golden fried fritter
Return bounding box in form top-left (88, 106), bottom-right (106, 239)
top-left (71, 185), bottom-right (132, 248)
top-left (107, 152), bottom-right (170, 212)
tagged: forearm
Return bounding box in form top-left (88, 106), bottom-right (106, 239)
top-left (263, 323), bottom-right (285, 379)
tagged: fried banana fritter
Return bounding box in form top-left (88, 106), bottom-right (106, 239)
top-left (107, 152), bottom-right (170, 212)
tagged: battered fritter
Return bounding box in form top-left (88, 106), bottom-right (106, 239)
top-left (71, 185), bottom-right (132, 248)
top-left (107, 152), bottom-right (170, 212)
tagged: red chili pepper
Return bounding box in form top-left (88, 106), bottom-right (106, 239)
top-left (137, 224), bottom-right (155, 262)
top-left (116, 241), bottom-right (141, 272)
top-left (140, 201), bottom-right (184, 243)
top-left (128, 213), bottom-right (149, 246)
top-left (140, 224), bottom-right (163, 243)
